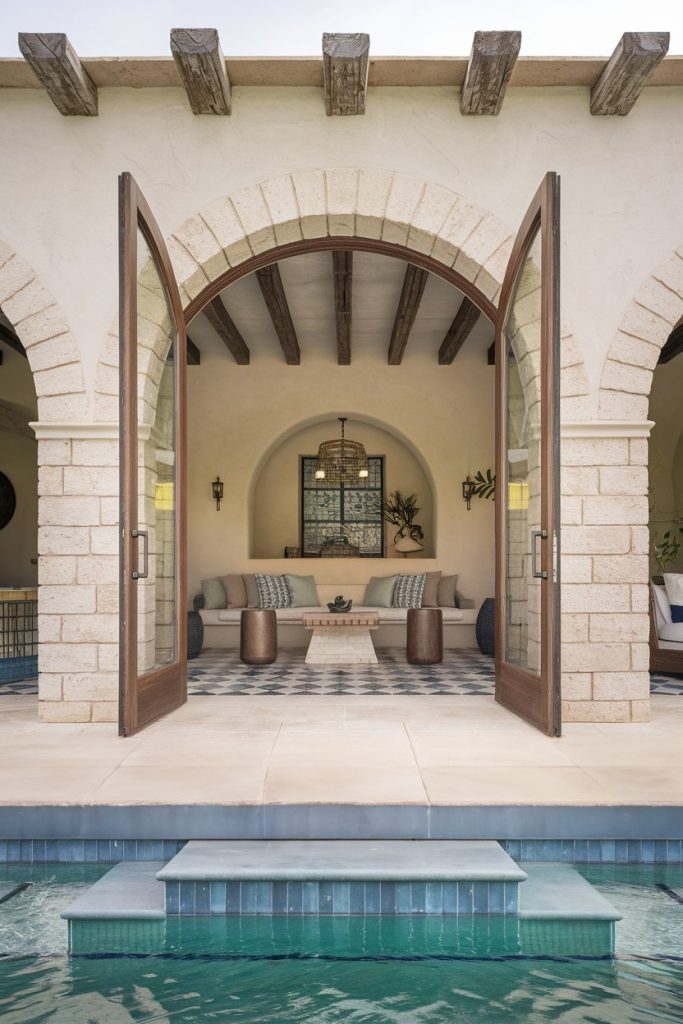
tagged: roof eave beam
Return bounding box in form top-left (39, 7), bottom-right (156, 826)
top-left (322, 32), bottom-right (370, 115)
top-left (18, 32), bottom-right (98, 115)
top-left (170, 28), bottom-right (231, 114)
top-left (590, 32), bottom-right (669, 115)
top-left (460, 30), bottom-right (521, 115)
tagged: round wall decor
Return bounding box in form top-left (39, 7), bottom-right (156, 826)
top-left (0, 472), bottom-right (16, 529)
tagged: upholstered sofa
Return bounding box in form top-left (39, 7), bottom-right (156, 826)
top-left (194, 574), bottom-right (478, 650)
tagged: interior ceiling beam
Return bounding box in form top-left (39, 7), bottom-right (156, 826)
top-left (322, 32), bottom-right (370, 115)
top-left (0, 322), bottom-right (27, 358)
top-left (438, 298), bottom-right (481, 364)
top-left (387, 265), bottom-right (428, 365)
top-left (591, 32), bottom-right (669, 115)
top-left (186, 336), bottom-right (201, 365)
top-left (658, 322), bottom-right (683, 364)
top-left (460, 30), bottom-right (521, 115)
top-left (203, 296), bottom-right (250, 364)
top-left (170, 28), bottom-right (231, 115)
top-left (333, 250), bottom-right (353, 364)
top-left (18, 32), bottom-right (98, 115)
top-left (255, 265), bottom-right (301, 365)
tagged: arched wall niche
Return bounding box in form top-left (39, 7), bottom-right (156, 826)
top-left (251, 416), bottom-right (436, 559)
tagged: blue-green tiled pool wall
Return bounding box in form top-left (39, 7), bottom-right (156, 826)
top-left (500, 839), bottom-right (683, 864)
top-left (0, 839), bottom-right (186, 863)
top-left (165, 879), bottom-right (519, 916)
top-left (1, 839), bottom-right (682, 864)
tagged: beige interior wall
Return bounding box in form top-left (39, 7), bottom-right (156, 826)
top-left (187, 343), bottom-right (494, 608)
top-left (648, 356), bottom-right (683, 573)
top-left (252, 419), bottom-right (434, 559)
top-left (0, 428), bottom-right (38, 587)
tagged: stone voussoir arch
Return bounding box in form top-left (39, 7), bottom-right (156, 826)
top-left (94, 167), bottom-right (589, 420)
top-left (0, 237), bottom-right (87, 421)
top-left (599, 246), bottom-right (683, 420)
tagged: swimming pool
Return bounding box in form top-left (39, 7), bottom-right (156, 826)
top-left (0, 864), bottom-right (682, 1022)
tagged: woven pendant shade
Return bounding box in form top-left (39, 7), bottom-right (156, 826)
top-left (315, 417), bottom-right (368, 487)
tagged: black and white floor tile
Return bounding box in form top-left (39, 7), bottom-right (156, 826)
top-left (1, 663), bottom-right (682, 699)
top-left (187, 647), bottom-right (495, 696)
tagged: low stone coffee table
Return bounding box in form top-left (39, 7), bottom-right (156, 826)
top-left (302, 611), bottom-right (379, 665)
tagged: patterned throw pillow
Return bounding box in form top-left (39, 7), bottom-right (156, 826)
top-left (392, 574), bottom-right (427, 609)
top-left (255, 573), bottom-right (291, 609)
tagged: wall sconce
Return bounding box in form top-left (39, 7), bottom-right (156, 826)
top-left (462, 476), bottom-right (476, 511)
top-left (212, 476), bottom-right (223, 511)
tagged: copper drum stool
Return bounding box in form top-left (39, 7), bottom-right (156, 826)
top-left (240, 609), bottom-right (277, 665)
top-left (406, 608), bottom-right (443, 665)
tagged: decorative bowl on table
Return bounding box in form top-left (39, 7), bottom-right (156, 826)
top-left (327, 595), bottom-right (353, 613)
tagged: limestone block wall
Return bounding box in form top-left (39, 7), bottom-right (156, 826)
top-left (36, 432), bottom-right (119, 723)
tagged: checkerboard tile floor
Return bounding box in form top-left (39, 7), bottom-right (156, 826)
top-left (1, 662), bottom-right (681, 698)
top-left (187, 647), bottom-right (495, 696)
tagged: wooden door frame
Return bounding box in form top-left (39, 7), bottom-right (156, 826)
top-left (494, 173), bottom-right (561, 736)
top-left (119, 172), bottom-right (188, 736)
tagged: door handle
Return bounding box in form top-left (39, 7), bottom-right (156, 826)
top-left (531, 529), bottom-right (548, 580)
top-left (132, 529), bottom-right (148, 580)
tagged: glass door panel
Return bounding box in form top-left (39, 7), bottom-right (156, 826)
top-left (495, 174), bottom-right (560, 736)
top-left (120, 175), bottom-right (187, 736)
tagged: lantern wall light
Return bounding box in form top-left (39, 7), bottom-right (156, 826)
top-left (462, 476), bottom-right (476, 511)
top-left (212, 476), bottom-right (224, 511)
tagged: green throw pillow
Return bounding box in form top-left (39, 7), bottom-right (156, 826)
top-left (286, 574), bottom-right (320, 607)
top-left (364, 575), bottom-right (399, 607)
top-left (201, 577), bottom-right (227, 610)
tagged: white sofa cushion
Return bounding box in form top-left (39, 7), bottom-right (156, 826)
top-left (652, 583), bottom-right (672, 629)
top-left (658, 622), bottom-right (683, 645)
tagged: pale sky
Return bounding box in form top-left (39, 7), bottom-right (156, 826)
top-left (0, 0), bottom-right (682, 57)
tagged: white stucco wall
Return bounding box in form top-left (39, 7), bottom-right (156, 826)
top-left (0, 84), bottom-right (682, 401)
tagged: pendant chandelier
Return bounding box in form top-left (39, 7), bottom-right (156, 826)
top-left (315, 417), bottom-right (369, 487)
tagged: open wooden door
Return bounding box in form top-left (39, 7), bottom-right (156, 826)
top-left (119, 173), bottom-right (187, 735)
top-left (495, 173), bottom-right (561, 736)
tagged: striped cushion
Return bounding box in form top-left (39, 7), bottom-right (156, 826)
top-left (255, 573), bottom-right (291, 609)
top-left (392, 574), bottom-right (427, 609)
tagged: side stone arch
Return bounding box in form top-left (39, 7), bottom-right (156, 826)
top-left (0, 238), bottom-right (87, 419)
top-left (599, 247), bottom-right (683, 420)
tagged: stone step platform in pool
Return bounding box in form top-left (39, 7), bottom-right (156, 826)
top-left (518, 864), bottom-right (622, 921)
top-left (156, 839), bottom-right (528, 916)
top-left (61, 861), bottom-right (165, 921)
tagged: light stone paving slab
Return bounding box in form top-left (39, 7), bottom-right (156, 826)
top-left (518, 865), bottom-right (622, 920)
top-left (61, 861), bottom-right (165, 920)
top-left (157, 840), bottom-right (527, 882)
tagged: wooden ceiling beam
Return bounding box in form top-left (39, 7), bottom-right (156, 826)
top-left (203, 296), bottom-right (249, 364)
top-left (387, 264), bottom-right (428, 365)
top-left (186, 336), bottom-right (201, 365)
top-left (591, 32), bottom-right (669, 115)
top-left (658, 322), bottom-right (683, 364)
top-left (170, 28), bottom-right (231, 114)
top-left (0, 322), bottom-right (27, 358)
top-left (460, 31), bottom-right (521, 115)
top-left (438, 298), bottom-right (481, 364)
top-left (18, 32), bottom-right (98, 115)
top-left (322, 32), bottom-right (370, 115)
top-left (255, 265), bottom-right (301, 365)
top-left (333, 250), bottom-right (353, 364)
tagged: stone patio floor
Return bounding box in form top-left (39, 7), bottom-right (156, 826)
top-left (0, 692), bottom-right (681, 807)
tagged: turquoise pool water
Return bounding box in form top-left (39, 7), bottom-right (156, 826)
top-left (0, 864), bottom-right (682, 1022)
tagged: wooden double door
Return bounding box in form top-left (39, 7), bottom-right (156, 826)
top-left (118, 173), bottom-right (561, 736)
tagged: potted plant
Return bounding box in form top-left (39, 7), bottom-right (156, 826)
top-left (382, 491), bottom-right (424, 553)
top-left (652, 526), bottom-right (683, 575)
